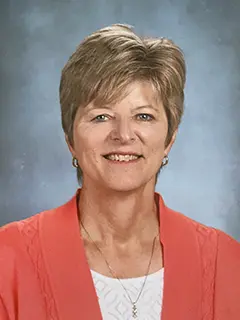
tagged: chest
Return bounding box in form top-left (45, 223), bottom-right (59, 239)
top-left (83, 239), bottom-right (164, 279)
top-left (91, 268), bottom-right (164, 319)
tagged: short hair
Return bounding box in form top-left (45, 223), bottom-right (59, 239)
top-left (60, 24), bottom-right (186, 185)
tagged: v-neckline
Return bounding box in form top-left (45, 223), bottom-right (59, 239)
top-left (40, 189), bottom-right (202, 319)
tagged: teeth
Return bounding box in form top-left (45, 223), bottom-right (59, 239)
top-left (106, 154), bottom-right (140, 162)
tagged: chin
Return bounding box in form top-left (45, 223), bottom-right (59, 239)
top-left (101, 177), bottom-right (149, 193)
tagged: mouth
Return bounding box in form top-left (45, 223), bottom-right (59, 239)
top-left (103, 154), bottom-right (143, 163)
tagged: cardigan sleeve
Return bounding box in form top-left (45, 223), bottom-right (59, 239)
top-left (0, 295), bottom-right (9, 320)
top-left (0, 297), bottom-right (9, 320)
top-left (0, 224), bottom-right (20, 320)
top-left (0, 220), bottom-right (49, 320)
top-left (214, 229), bottom-right (240, 319)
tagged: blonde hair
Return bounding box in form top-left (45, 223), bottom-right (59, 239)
top-left (60, 24), bottom-right (186, 184)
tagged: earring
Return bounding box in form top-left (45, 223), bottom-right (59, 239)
top-left (72, 157), bottom-right (79, 168)
top-left (161, 155), bottom-right (169, 167)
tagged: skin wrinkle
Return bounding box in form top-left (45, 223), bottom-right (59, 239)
top-left (65, 80), bottom-right (177, 278)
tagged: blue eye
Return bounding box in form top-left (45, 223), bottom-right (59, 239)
top-left (92, 114), bottom-right (109, 122)
top-left (137, 113), bottom-right (154, 121)
top-left (92, 113), bottom-right (154, 122)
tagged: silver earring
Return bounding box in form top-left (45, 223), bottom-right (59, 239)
top-left (72, 157), bottom-right (79, 168)
top-left (161, 155), bottom-right (169, 167)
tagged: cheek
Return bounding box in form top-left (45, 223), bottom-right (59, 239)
top-left (143, 125), bottom-right (168, 154)
top-left (149, 141), bottom-right (165, 159)
top-left (73, 127), bottom-right (104, 160)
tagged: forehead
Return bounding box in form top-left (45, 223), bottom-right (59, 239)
top-left (85, 80), bottom-right (162, 111)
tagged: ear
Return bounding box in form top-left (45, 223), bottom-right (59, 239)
top-left (65, 134), bottom-right (75, 157)
top-left (164, 129), bottom-right (178, 155)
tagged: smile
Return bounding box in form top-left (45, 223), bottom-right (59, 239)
top-left (103, 154), bottom-right (142, 163)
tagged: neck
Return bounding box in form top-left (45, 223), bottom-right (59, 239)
top-left (77, 181), bottom-right (160, 247)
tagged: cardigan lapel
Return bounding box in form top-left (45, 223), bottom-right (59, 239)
top-left (40, 189), bottom-right (202, 320)
top-left (159, 195), bottom-right (202, 320)
top-left (40, 190), bottom-right (103, 320)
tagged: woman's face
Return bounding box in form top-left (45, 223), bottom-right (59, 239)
top-left (67, 81), bottom-right (177, 191)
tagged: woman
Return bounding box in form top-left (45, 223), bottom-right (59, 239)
top-left (0, 24), bottom-right (239, 320)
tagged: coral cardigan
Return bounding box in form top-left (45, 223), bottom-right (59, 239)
top-left (0, 189), bottom-right (240, 320)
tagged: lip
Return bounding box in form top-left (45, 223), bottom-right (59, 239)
top-left (103, 156), bottom-right (142, 164)
top-left (103, 151), bottom-right (143, 157)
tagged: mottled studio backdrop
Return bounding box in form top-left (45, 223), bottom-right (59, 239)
top-left (0, 0), bottom-right (239, 241)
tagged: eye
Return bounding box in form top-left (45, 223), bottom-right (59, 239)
top-left (92, 114), bottom-right (110, 122)
top-left (136, 113), bottom-right (155, 121)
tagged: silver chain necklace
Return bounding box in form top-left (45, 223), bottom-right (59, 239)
top-left (80, 219), bottom-right (158, 319)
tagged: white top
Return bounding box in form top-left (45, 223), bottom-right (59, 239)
top-left (91, 268), bottom-right (164, 320)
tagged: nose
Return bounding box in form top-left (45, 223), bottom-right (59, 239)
top-left (110, 118), bottom-right (136, 143)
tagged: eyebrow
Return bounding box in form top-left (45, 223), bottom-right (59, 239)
top-left (86, 104), bottom-right (160, 113)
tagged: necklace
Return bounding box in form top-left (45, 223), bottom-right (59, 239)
top-left (80, 220), bottom-right (159, 319)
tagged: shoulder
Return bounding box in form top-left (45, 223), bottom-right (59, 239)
top-left (0, 215), bottom-right (41, 302)
top-left (162, 201), bottom-right (219, 242)
top-left (0, 190), bottom-right (77, 252)
top-left (181, 208), bottom-right (239, 261)
top-left (0, 213), bottom-right (52, 319)
top-left (215, 228), bottom-right (240, 250)
top-left (211, 230), bottom-right (240, 316)
top-left (0, 213), bottom-right (44, 278)
top-left (163, 200), bottom-right (239, 253)
top-left (213, 228), bottom-right (240, 266)
top-left (0, 213), bottom-right (41, 247)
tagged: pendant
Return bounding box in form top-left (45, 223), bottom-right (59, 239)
top-left (132, 303), bottom-right (137, 318)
